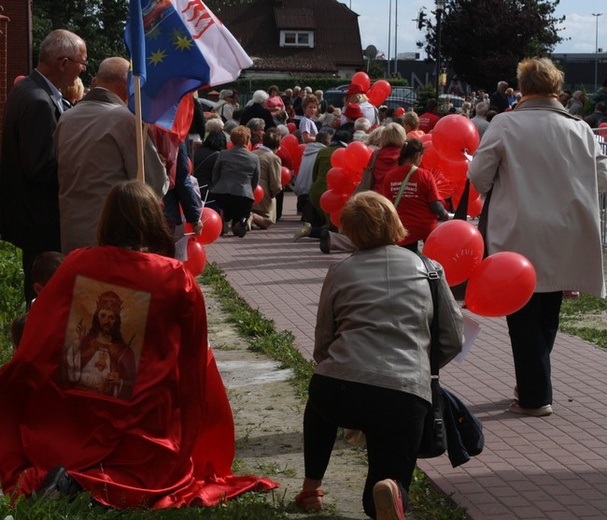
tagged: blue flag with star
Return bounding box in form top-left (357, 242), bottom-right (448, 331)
top-left (125, 0), bottom-right (252, 130)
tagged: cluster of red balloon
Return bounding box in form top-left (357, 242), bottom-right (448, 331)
top-left (280, 134), bottom-right (305, 176)
top-left (183, 207), bottom-right (224, 276)
top-left (319, 141), bottom-right (373, 227)
top-left (420, 115), bottom-right (482, 217)
top-left (422, 221), bottom-right (536, 317)
top-left (350, 72), bottom-right (392, 107)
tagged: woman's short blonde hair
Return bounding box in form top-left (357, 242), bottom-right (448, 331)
top-left (340, 191), bottom-right (407, 250)
top-left (230, 125), bottom-right (251, 147)
top-left (402, 111), bottom-right (419, 130)
top-left (63, 77), bottom-right (84, 104)
top-left (517, 57), bottom-right (563, 96)
top-left (366, 126), bottom-right (384, 147)
top-left (379, 122), bottom-right (407, 148)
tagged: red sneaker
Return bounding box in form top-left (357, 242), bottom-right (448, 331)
top-left (373, 479), bottom-right (406, 520)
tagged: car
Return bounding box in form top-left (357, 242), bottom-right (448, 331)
top-left (383, 86), bottom-right (418, 111)
top-left (323, 85), bottom-right (349, 109)
top-left (439, 94), bottom-right (466, 108)
top-left (324, 84), bottom-right (419, 111)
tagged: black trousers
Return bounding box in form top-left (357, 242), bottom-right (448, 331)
top-left (210, 193), bottom-right (252, 224)
top-left (506, 291), bottom-right (563, 408)
top-left (303, 374), bottom-right (429, 518)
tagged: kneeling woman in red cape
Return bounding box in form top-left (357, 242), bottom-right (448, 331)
top-left (0, 180), bottom-right (277, 508)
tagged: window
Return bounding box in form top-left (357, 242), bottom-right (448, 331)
top-left (280, 30), bottom-right (314, 48)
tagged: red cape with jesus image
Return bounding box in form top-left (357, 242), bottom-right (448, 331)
top-left (0, 246), bottom-right (277, 508)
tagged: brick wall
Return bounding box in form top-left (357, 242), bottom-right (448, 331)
top-left (0, 0), bottom-right (32, 137)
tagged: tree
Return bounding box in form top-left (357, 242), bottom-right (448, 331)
top-left (33, 0), bottom-right (129, 84)
top-left (31, 0), bottom-right (252, 83)
top-left (422, 0), bottom-right (564, 91)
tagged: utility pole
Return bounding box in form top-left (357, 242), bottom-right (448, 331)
top-left (593, 13), bottom-right (603, 92)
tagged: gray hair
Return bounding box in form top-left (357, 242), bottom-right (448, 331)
top-left (252, 90), bottom-right (269, 104)
top-left (475, 101), bottom-right (489, 117)
top-left (38, 29), bottom-right (84, 65)
top-left (276, 124), bottom-right (290, 137)
top-left (354, 117), bottom-right (371, 132)
top-left (219, 89), bottom-right (234, 100)
top-left (246, 117), bottom-right (265, 131)
top-left (205, 118), bottom-right (225, 132)
top-left (95, 57), bottom-right (129, 86)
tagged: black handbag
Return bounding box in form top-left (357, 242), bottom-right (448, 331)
top-left (417, 255), bottom-right (448, 459)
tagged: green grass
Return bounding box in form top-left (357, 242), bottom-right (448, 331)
top-left (560, 293), bottom-right (607, 348)
top-left (0, 241), bottom-right (25, 364)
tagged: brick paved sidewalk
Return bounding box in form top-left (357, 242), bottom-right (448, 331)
top-left (205, 191), bottom-right (607, 520)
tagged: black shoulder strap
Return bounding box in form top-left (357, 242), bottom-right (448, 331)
top-left (419, 254), bottom-right (440, 376)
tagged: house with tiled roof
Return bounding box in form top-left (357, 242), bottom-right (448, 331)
top-left (216, 0), bottom-right (364, 78)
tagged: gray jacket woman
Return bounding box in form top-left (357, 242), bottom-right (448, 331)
top-left (297, 191), bottom-right (463, 520)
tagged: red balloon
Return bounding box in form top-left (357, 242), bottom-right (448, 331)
top-left (292, 143), bottom-right (306, 174)
top-left (320, 189), bottom-right (348, 214)
top-left (467, 196), bottom-right (483, 219)
top-left (351, 71), bottom-right (371, 92)
top-left (451, 181), bottom-right (480, 208)
top-left (367, 80), bottom-right (392, 107)
top-left (287, 122), bottom-right (296, 134)
top-left (395, 107), bottom-right (406, 117)
top-left (184, 239), bottom-right (207, 277)
top-left (253, 184), bottom-right (264, 203)
top-left (326, 167), bottom-right (349, 191)
top-left (422, 220), bottom-right (485, 287)
top-left (432, 115), bottom-right (480, 162)
top-left (280, 166), bottom-right (292, 187)
top-left (344, 141), bottom-right (372, 174)
top-left (440, 158), bottom-right (469, 185)
top-left (281, 134), bottom-right (300, 155)
top-left (330, 210), bottom-right (342, 228)
top-left (465, 252), bottom-right (537, 317)
top-left (227, 141), bottom-right (234, 150)
top-left (331, 147), bottom-right (347, 168)
top-left (195, 207), bottom-right (223, 245)
top-left (421, 141), bottom-right (442, 170)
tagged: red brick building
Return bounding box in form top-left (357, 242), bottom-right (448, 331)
top-left (0, 0), bottom-right (32, 136)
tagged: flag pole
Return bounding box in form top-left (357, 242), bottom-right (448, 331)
top-left (133, 74), bottom-right (145, 183)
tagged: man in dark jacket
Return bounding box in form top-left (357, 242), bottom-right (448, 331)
top-left (0, 29), bottom-right (87, 306)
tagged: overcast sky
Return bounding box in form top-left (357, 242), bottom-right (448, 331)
top-left (347, 0), bottom-right (606, 57)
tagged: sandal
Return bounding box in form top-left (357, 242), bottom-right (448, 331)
top-left (295, 488), bottom-right (324, 511)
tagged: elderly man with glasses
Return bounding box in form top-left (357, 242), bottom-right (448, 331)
top-left (0, 28), bottom-right (87, 307)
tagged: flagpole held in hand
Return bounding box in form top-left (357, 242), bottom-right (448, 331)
top-left (133, 74), bottom-right (146, 183)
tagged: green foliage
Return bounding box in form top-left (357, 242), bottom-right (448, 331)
top-left (366, 60), bottom-right (387, 79)
top-left (408, 470), bottom-right (468, 519)
top-left (0, 241), bottom-right (24, 364)
top-left (32, 0), bottom-right (129, 84)
top-left (0, 491), bottom-right (288, 519)
top-left (422, 0), bottom-right (564, 90)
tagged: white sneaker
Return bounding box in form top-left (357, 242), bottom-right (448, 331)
top-left (508, 400), bottom-right (553, 417)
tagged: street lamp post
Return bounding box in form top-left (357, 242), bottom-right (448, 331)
top-left (435, 0), bottom-right (445, 101)
top-left (593, 13), bottom-right (603, 92)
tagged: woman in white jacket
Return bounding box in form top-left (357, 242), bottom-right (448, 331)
top-left (296, 191), bottom-right (463, 520)
top-left (468, 57), bottom-right (607, 418)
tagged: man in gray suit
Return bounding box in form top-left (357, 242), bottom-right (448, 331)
top-left (54, 57), bottom-right (168, 254)
top-left (0, 29), bottom-right (87, 306)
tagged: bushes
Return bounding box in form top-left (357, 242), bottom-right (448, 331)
top-left (0, 241), bottom-right (24, 364)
